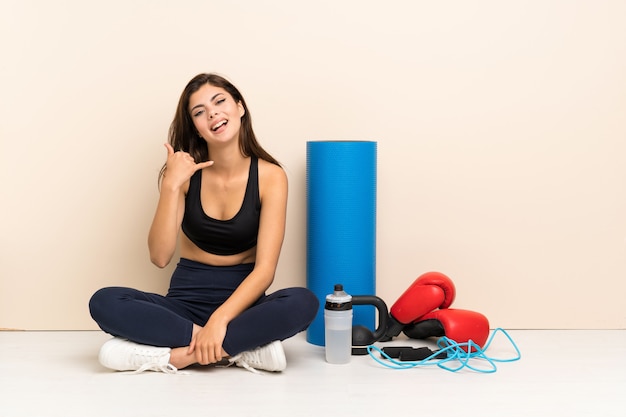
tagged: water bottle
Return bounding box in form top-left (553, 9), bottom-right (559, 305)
top-left (324, 284), bottom-right (353, 364)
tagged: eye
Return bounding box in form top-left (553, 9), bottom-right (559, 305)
top-left (216, 98), bottom-right (226, 105)
top-left (192, 109), bottom-right (205, 118)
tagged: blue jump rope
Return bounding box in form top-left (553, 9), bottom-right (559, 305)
top-left (366, 328), bottom-right (521, 373)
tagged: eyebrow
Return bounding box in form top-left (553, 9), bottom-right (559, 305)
top-left (190, 93), bottom-right (224, 112)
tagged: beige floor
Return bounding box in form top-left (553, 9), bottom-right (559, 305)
top-left (0, 330), bottom-right (624, 417)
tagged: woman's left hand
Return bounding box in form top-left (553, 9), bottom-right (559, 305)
top-left (188, 316), bottom-right (228, 364)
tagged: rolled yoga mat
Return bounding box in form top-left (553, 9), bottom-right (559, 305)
top-left (306, 141), bottom-right (377, 346)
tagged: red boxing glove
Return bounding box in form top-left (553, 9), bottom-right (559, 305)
top-left (384, 272), bottom-right (456, 340)
top-left (403, 308), bottom-right (490, 349)
top-left (390, 272), bottom-right (456, 324)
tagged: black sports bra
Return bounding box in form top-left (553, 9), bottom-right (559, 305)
top-left (181, 158), bottom-right (261, 255)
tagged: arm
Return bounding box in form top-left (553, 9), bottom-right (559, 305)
top-left (190, 162), bottom-right (288, 363)
top-left (148, 143), bottom-right (214, 268)
top-left (147, 179), bottom-right (186, 268)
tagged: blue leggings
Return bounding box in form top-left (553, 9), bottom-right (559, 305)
top-left (89, 258), bottom-right (319, 355)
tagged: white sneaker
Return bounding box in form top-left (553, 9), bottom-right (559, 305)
top-left (98, 338), bottom-right (177, 374)
top-left (229, 340), bottom-right (286, 373)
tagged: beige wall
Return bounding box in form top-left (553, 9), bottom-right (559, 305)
top-left (1, 0), bottom-right (624, 330)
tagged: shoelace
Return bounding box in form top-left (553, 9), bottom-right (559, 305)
top-left (123, 349), bottom-right (180, 374)
top-left (227, 354), bottom-right (262, 375)
top-left (131, 362), bottom-right (179, 374)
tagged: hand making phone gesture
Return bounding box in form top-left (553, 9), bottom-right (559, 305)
top-left (162, 143), bottom-right (214, 189)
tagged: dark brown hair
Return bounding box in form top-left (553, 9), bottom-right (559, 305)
top-left (159, 73), bottom-right (279, 182)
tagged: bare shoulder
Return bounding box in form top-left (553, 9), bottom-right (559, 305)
top-left (258, 158), bottom-right (287, 186)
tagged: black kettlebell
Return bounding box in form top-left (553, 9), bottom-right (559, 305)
top-left (351, 295), bottom-right (389, 355)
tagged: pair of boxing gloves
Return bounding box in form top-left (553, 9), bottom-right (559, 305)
top-left (385, 272), bottom-right (490, 348)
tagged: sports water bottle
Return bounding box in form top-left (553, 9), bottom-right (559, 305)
top-left (324, 284), bottom-right (353, 364)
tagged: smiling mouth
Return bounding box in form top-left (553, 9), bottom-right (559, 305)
top-left (212, 120), bottom-right (228, 131)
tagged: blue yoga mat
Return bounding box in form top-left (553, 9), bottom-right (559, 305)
top-left (306, 141), bottom-right (377, 346)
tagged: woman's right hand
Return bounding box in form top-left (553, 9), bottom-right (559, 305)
top-left (148, 143), bottom-right (213, 268)
top-left (162, 143), bottom-right (214, 190)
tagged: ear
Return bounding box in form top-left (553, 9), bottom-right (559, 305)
top-left (238, 101), bottom-right (245, 118)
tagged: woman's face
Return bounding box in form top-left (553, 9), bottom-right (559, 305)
top-left (188, 83), bottom-right (245, 145)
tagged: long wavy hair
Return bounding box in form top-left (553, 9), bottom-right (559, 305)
top-left (159, 73), bottom-right (280, 183)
